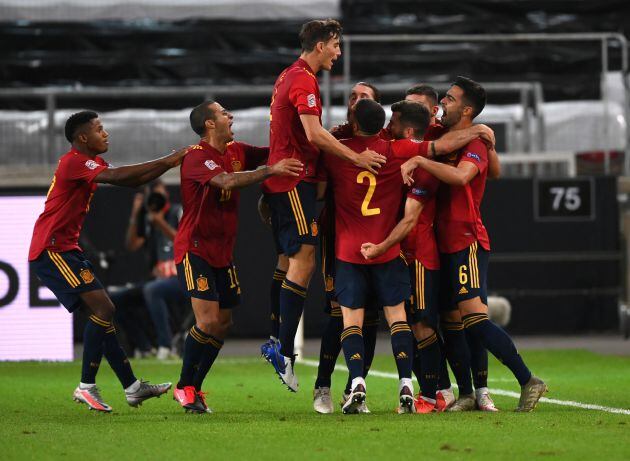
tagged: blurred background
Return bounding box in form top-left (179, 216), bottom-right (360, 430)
top-left (1, 0), bottom-right (629, 361)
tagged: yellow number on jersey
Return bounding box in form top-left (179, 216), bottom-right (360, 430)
top-left (356, 171), bottom-right (380, 216)
top-left (46, 175), bottom-right (56, 198)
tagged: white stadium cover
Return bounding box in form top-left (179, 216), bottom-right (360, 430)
top-left (0, 0), bottom-right (340, 22)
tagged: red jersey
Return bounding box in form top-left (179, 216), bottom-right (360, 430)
top-left (263, 58), bottom-right (321, 193)
top-left (406, 170), bottom-right (441, 270)
top-left (425, 123), bottom-right (447, 142)
top-left (28, 148), bottom-right (108, 261)
top-left (436, 138), bottom-right (491, 254)
top-left (174, 141), bottom-right (268, 267)
top-left (323, 136), bottom-right (428, 265)
top-left (399, 123), bottom-right (445, 264)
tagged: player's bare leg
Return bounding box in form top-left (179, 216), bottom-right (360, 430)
top-left (340, 307), bottom-right (366, 414)
top-left (383, 304), bottom-right (415, 414)
top-left (459, 297), bottom-right (547, 412)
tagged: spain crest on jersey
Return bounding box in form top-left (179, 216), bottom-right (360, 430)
top-left (79, 269), bottom-right (95, 284)
top-left (197, 276), bottom-right (209, 292)
top-left (231, 160), bottom-right (242, 172)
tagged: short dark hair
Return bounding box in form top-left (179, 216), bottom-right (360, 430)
top-left (405, 84), bottom-right (439, 107)
top-left (391, 100), bottom-right (431, 138)
top-left (355, 81), bottom-right (381, 103)
top-left (190, 100), bottom-right (216, 136)
top-left (64, 110), bottom-right (98, 143)
top-left (452, 76), bottom-right (486, 119)
top-left (299, 19), bottom-right (342, 53)
top-left (353, 99), bottom-right (385, 135)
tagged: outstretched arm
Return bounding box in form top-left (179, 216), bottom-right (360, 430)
top-left (300, 114), bottom-right (386, 174)
top-left (96, 147), bottom-right (188, 187)
top-left (210, 158), bottom-right (303, 191)
top-left (432, 124), bottom-right (495, 156)
top-left (360, 198), bottom-right (423, 260)
top-left (403, 156), bottom-right (478, 187)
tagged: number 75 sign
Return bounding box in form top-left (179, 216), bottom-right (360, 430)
top-left (534, 178), bottom-right (595, 221)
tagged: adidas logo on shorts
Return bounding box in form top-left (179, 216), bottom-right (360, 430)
top-left (459, 287), bottom-right (469, 295)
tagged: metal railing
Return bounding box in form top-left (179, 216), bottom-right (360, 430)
top-left (342, 32), bottom-right (630, 175)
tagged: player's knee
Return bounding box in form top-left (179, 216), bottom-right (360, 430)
top-left (441, 310), bottom-right (461, 324)
top-left (94, 302), bottom-right (115, 322)
top-left (413, 321), bottom-right (435, 340)
top-left (195, 321), bottom-right (212, 335)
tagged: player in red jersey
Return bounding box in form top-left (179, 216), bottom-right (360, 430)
top-left (172, 100), bottom-right (302, 413)
top-left (314, 81), bottom-right (383, 413)
top-left (361, 99), bottom-right (495, 413)
top-left (323, 98), bottom-right (437, 414)
top-left (261, 19), bottom-right (386, 392)
top-left (29, 110), bottom-right (187, 412)
top-left (402, 77), bottom-right (547, 412)
top-left (403, 84), bottom-right (500, 412)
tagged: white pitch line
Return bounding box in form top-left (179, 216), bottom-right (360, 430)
top-left (298, 359), bottom-right (630, 416)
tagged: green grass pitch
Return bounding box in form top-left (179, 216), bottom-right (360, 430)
top-left (1, 349), bottom-right (629, 461)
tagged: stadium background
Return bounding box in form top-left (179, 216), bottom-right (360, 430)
top-left (0, 0), bottom-right (628, 357)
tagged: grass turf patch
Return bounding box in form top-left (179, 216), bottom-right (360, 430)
top-left (0, 350), bottom-right (629, 461)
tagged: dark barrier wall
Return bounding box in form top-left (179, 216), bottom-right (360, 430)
top-left (8, 176), bottom-right (620, 338)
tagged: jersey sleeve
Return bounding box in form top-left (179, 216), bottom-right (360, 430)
top-left (185, 154), bottom-right (226, 185)
top-left (459, 139), bottom-right (488, 175)
top-left (392, 139), bottom-right (430, 159)
top-left (288, 72), bottom-right (321, 116)
top-left (61, 155), bottom-right (108, 183)
top-left (407, 170), bottom-right (440, 204)
top-left (239, 142), bottom-right (269, 170)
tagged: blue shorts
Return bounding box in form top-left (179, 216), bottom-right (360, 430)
top-left (335, 257), bottom-right (410, 310)
top-left (176, 252), bottom-right (241, 309)
top-left (30, 250), bottom-right (104, 313)
top-left (439, 241), bottom-right (489, 312)
top-left (406, 260), bottom-right (440, 329)
top-left (266, 181), bottom-right (319, 257)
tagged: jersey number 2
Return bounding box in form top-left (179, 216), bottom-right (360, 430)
top-left (356, 171), bottom-right (380, 216)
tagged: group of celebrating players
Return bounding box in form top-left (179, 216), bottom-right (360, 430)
top-left (28, 18), bottom-right (547, 415)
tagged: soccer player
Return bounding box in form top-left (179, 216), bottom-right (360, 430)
top-left (172, 100), bottom-right (302, 413)
top-left (403, 84), bottom-right (500, 412)
top-left (261, 19), bottom-right (386, 392)
top-left (324, 98), bottom-right (442, 414)
top-left (314, 81), bottom-right (382, 414)
top-left (361, 99), bottom-right (495, 413)
top-left (401, 77), bottom-right (547, 412)
top-left (29, 110), bottom-right (185, 412)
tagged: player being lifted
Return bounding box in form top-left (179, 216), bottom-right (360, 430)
top-left (172, 101), bottom-right (302, 413)
top-left (401, 77), bottom-right (547, 412)
top-left (260, 19), bottom-right (385, 392)
top-left (29, 111), bottom-right (185, 412)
